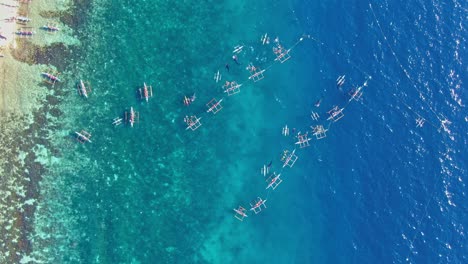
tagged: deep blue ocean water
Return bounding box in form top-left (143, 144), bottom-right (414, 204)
top-left (30, 0), bottom-right (466, 263)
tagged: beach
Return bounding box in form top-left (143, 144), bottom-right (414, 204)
top-left (0, 0), bottom-right (78, 262)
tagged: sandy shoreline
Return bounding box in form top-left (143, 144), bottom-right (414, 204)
top-left (0, 0), bottom-right (78, 262)
top-left (0, 0), bottom-right (21, 54)
top-left (1, 0), bottom-right (42, 115)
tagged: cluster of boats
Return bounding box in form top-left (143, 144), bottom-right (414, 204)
top-left (15, 25), bottom-right (59, 37)
top-left (6, 15), bottom-right (60, 38)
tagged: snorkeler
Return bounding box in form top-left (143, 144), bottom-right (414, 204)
top-left (232, 55), bottom-right (240, 65)
top-left (315, 98), bottom-right (322, 107)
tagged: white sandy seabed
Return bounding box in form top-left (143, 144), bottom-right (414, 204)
top-left (0, 0), bottom-right (81, 263)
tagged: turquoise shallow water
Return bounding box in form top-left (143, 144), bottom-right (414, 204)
top-left (27, 0), bottom-right (466, 263)
top-left (32, 0), bottom-right (324, 263)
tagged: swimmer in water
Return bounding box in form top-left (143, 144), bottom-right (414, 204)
top-left (315, 98), bottom-right (322, 107)
top-left (225, 64), bottom-right (230, 71)
top-left (232, 55), bottom-right (240, 65)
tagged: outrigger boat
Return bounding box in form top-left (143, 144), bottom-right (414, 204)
top-left (247, 63), bottom-right (265, 82)
top-left (349, 78), bottom-right (369, 101)
top-left (77, 80), bottom-right (91, 98)
top-left (183, 93), bottom-right (196, 106)
top-left (41, 24), bottom-right (60, 32)
top-left (348, 87), bottom-right (363, 101)
top-left (16, 16), bottom-right (31, 24)
top-left (139, 82), bottom-right (153, 102)
top-left (125, 107), bottom-right (139, 127)
top-left (41, 72), bottom-right (60, 84)
top-left (281, 149), bottom-right (298, 168)
top-left (223, 81), bottom-right (242, 96)
top-left (295, 132), bottom-right (312, 148)
top-left (206, 98), bottom-right (223, 114)
top-left (250, 197), bottom-right (267, 214)
top-left (15, 29), bottom-right (34, 37)
top-left (311, 125), bottom-right (328, 140)
top-left (233, 206), bottom-right (248, 221)
top-left (266, 173), bottom-right (282, 190)
top-left (184, 115), bottom-right (202, 131)
top-left (75, 130), bottom-right (92, 143)
top-left (327, 106), bottom-right (345, 122)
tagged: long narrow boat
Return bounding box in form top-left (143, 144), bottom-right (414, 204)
top-left (41, 72), bottom-right (60, 83)
top-left (15, 30), bottom-right (34, 36)
top-left (79, 80), bottom-right (88, 98)
top-left (41, 25), bottom-right (60, 32)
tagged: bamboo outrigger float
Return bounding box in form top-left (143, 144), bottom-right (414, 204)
top-left (311, 111), bottom-right (320, 121)
top-left (213, 70), bottom-right (221, 83)
top-left (282, 125), bottom-right (289, 136)
top-left (261, 161), bottom-right (272, 177)
top-left (336, 75), bottom-right (346, 87)
top-left (232, 44), bottom-right (243, 54)
top-left (112, 117), bottom-right (123, 126)
top-left (260, 33), bottom-right (270, 45)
